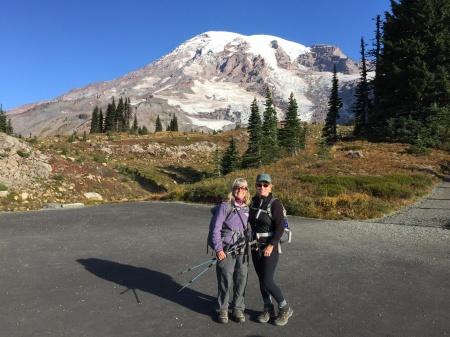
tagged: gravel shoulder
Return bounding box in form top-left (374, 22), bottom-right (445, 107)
top-left (368, 177), bottom-right (450, 229)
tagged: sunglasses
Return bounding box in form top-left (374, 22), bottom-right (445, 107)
top-left (256, 183), bottom-right (270, 188)
top-left (233, 186), bottom-right (248, 191)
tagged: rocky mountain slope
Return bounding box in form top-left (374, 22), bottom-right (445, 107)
top-left (8, 31), bottom-right (362, 137)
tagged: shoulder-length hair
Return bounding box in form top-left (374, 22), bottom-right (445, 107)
top-left (226, 177), bottom-right (251, 206)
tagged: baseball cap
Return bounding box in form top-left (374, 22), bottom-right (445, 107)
top-left (256, 173), bottom-right (272, 184)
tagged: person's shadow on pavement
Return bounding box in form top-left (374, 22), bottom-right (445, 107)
top-left (77, 258), bottom-right (216, 317)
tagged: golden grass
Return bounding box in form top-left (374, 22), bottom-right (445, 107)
top-left (2, 126), bottom-right (449, 219)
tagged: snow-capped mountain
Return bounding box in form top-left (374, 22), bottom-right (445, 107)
top-left (8, 31), bottom-right (362, 136)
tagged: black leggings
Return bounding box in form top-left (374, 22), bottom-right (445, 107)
top-left (251, 249), bottom-right (284, 304)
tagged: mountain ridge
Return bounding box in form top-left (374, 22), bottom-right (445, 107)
top-left (8, 31), bottom-right (362, 137)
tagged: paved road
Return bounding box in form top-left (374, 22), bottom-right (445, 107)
top-left (0, 198), bottom-right (449, 337)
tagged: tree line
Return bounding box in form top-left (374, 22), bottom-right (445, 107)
top-left (90, 97), bottom-right (178, 135)
top-left (220, 88), bottom-right (307, 175)
top-left (323, 0), bottom-right (450, 152)
top-left (0, 104), bottom-right (14, 135)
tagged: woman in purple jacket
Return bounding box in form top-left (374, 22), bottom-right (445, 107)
top-left (210, 178), bottom-right (250, 324)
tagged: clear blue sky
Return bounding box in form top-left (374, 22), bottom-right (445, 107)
top-left (1, 0), bottom-right (392, 111)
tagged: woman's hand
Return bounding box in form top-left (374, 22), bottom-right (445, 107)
top-left (217, 250), bottom-right (227, 260)
top-left (263, 244), bottom-right (274, 257)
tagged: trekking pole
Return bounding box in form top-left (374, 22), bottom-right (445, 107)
top-left (178, 240), bottom-right (245, 275)
top-left (178, 241), bottom-right (245, 292)
top-left (178, 257), bottom-right (217, 275)
top-left (178, 260), bottom-right (218, 292)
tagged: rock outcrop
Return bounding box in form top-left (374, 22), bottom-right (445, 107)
top-left (0, 133), bottom-right (52, 190)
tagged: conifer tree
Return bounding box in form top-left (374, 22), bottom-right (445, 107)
top-left (374, 0), bottom-right (450, 145)
top-left (0, 104), bottom-right (13, 135)
top-left (169, 115), bottom-right (179, 131)
top-left (221, 137), bottom-right (240, 175)
top-left (279, 92), bottom-right (303, 155)
top-left (241, 98), bottom-right (262, 168)
top-left (98, 108), bottom-right (104, 133)
top-left (116, 97), bottom-right (126, 132)
top-left (131, 113), bottom-right (139, 134)
top-left (104, 97), bottom-right (117, 132)
top-left (322, 64), bottom-right (342, 144)
top-left (6, 118), bottom-right (13, 135)
top-left (154, 115), bottom-right (163, 132)
top-left (140, 125), bottom-right (149, 135)
top-left (352, 38), bottom-right (373, 138)
top-left (0, 104), bottom-right (6, 133)
top-left (124, 97), bottom-right (132, 131)
top-left (369, 15), bottom-right (382, 111)
top-left (260, 87), bottom-right (280, 164)
top-left (90, 106), bottom-right (100, 133)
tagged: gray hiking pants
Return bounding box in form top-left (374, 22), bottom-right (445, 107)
top-left (216, 253), bottom-right (248, 312)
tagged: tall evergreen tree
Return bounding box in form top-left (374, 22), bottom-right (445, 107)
top-left (169, 115), bottom-right (179, 131)
top-left (116, 97), bottom-right (126, 132)
top-left (104, 97), bottom-right (117, 132)
top-left (373, 0), bottom-right (450, 144)
top-left (131, 113), bottom-right (139, 134)
top-left (221, 137), bottom-right (240, 175)
top-left (279, 92), bottom-right (303, 155)
top-left (98, 108), bottom-right (104, 133)
top-left (124, 97), bottom-right (132, 131)
top-left (90, 106), bottom-right (100, 133)
top-left (260, 87), bottom-right (280, 164)
top-left (323, 64), bottom-right (342, 144)
top-left (6, 118), bottom-right (13, 135)
top-left (0, 105), bottom-right (14, 135)
top-left (241, 98), bottom-right (262, 168)
top-left (369, 15), bottom-right (382, 111)
top-left (353, 38), bottom-right (373, 138)
top-left (0, 104), bottom-right (6, 133)
top-left (154, 115), bottom-right (163, 132)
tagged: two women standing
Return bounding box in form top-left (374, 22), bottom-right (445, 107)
top-left (210, 174), bottom-right (293, 326)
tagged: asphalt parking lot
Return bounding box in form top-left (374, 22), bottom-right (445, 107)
top-left (0, 201), bottom-right (449, 337)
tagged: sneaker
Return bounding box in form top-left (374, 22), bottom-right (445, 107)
top-left (274, 304), bottom-right (293, 326)
top-left (257, 304), bottom-right (276, 323)
top-left (218, 310), bottom-right (228, 324)
top-left (233, 310), bottom-right (245, 323)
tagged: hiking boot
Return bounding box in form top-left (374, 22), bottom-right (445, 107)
top-left (233, 309), bottom-right (245, 323)
top-left (218, 310), bottom-right (228, 324)
top-left (274, 304), bottom-right (293, 326)
top-left (257, 304), bottom-right (276, 323)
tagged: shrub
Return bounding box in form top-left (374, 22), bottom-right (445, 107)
top-left (317, 184), bottom-right (347, 197)
top-left (60, 147), bottom-right (69, 156)
top-left (385, 173), bottom-right (432, 190)
top-left (297, 174), bottom-right (326, 183)
top-left (53, 174), bottom-right (64, 181)
top-left (0, 183), bottom-right (8, 191)
top-left (16, 149), bottom-right (30, 158)
top-left (324, 176), bottom-right (358, 189)
top-left (365, 182), bottom-right (413, 199)
top-left (92, 153), bottom-right (107, 163)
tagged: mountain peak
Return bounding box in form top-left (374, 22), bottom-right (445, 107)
top-left (8, 31), bottom-right (361, 137)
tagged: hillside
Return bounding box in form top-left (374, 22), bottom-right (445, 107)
top-left (0, 127), bottom-right (449, 219)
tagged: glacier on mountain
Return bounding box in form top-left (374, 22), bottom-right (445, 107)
top-left (8, 31), bottom-right (361, 136)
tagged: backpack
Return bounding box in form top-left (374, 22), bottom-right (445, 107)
top-left (207, 202), bottom-right (245, 253)
top-left (252, 196), bottom-right (292, 244)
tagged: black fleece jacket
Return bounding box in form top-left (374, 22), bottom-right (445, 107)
top-left (249, 193), bottom-right (285, 246)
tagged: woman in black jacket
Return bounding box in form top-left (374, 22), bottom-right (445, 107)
top-left (249, 173), bottom-right (293, 326)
